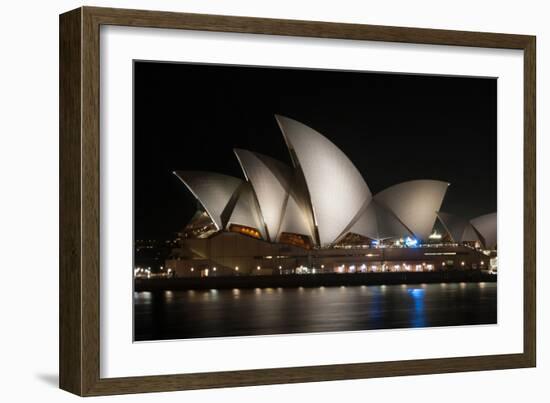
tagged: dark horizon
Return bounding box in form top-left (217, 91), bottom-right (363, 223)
top-left (134, 61), bottom-right (497, 241)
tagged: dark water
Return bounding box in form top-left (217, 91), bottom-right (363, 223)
top-left (134, 282), bottom-right (496, 341)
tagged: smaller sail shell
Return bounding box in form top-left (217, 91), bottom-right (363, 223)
top-left (470, 212), bottom-right (497, 249)
top-left (374, 180), bottom-right (449, 241)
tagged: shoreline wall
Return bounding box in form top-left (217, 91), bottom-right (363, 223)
top-left (135, 271), bottom-right (496, 291)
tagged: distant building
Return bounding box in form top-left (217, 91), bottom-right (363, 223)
top-left (166, 115), bottom-right (496, 277)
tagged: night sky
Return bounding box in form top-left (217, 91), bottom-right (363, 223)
top-left (134, 61), bottom-right (497, 241)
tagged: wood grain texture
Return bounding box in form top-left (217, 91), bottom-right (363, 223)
top-left (86, 6), bottom-right (532, 49)
top-left (59, 6), bottom-right (537, 396)
top-left (80, 6), bottom-right (102, 396)
top-left (59, 8), bottom-right (82, 396)
top-left (523, 38), bottom-right (536, 367)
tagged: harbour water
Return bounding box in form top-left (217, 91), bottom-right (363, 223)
top-left (134, 282), bottom-right (496, 341)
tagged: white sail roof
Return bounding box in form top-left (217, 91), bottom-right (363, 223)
top-left (175, 171), bottom-right (266, 239)
top-left (374, 180), bottom-right (449, 241)
top-left (174, 117), bottom-right (482, 250)
top-left (226, 182), bottom-right (267, 240)
top-left (470, 212), bottom-right (497, 249)
top-left (234, 149), bottom-right (292, 241)
top-left (277, 189), bottom-right (314, 240)
top-left (276, 115), bottom-right (372, 246)
top-left (174, 171), bottom-right (242, 230)
top-left (436, 211), bottom-right (481, 243)
top-left (347, 199), bottom-right (411, 241)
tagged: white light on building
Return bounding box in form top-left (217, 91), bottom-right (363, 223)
top-left (428, 231), bottom-right (442, 240)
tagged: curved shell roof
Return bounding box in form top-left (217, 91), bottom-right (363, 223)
top-left (346, 199), bottom-right (412, 241)
top-left (374, 180), bottom-right (449, 241)
top-left (437, 211), bottom-right (481, 243)
top-left (470, 212), bottom-right (497, 249)
top-left (174, 171), bottom-right (242, 230)
top-left (174, 116), bottom-right (474, 249)
top-left (276, 115), bottom-right (372, 246)
top-left (234, 149), bottom-right (292, 241)
top-left (175, 171), bottom-right (266, 239)
top-left (277, 186), bottom-right (315, 241)
top-left (226, 182), bottom-right (267, 239)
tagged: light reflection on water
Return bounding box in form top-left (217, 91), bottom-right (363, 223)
top-left (134, 291), bottom-right (152, 304)
top-left (134, 282), bottom-right (496, 341)
top-left (407, 288), bottom-right (426, 328)
top-left (164, 290), bottom-right (173, 303)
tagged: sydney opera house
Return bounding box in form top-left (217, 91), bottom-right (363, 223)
top-left (165, 115), bottom-right (497, 278)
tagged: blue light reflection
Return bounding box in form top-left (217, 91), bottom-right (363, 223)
top-left (407, 288), bottom-right (426, 327)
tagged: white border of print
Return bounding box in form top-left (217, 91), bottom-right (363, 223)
top-left (100, 25), bottom-right (523, 378)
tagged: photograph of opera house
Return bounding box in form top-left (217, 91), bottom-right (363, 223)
top-left (133, 61), bottom-right (497, 341)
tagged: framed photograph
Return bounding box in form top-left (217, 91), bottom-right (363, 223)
top-left (59, 6), bottom-right (536, 396)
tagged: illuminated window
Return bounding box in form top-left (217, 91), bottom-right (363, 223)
top-left (279, 233), bottom-right (313, 249)
top-left (228, 224), bottom-right (261, 239)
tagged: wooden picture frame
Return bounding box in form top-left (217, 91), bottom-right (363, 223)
top-left (59, 6), bottom-right (536, 396)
